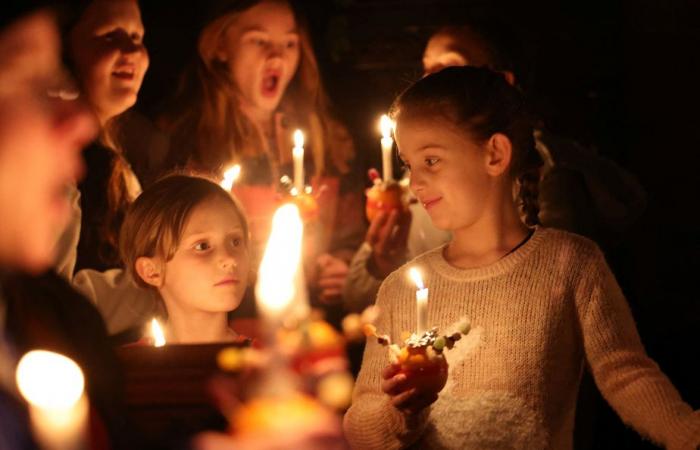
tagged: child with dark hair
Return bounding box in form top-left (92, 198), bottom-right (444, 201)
top-left (344, 22), bottom-right (646, 313)
top-left (344, 66), bottom-right (699, 450)
top-left (61, 0), bottom-right (150, 273)
top-left (119, 174), bottom-right (251, 343)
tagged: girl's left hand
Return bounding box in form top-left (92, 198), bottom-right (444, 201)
top-left (315, 253), bottom-right (349, 304)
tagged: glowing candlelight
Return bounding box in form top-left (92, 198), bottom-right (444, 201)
top-left (151, 318), bottom-right (166, 347)
top-left (16, 350), bottom-right (88, 450)
top-left (292, 130), bottom-right (305, 194)
top-left (379, 115), bottom-right (394, 182)
top-left (256, 203), bottom-right (307, 326)
top-left (409, 267), bottom-right (429, 334)
top-left (220, 164), bottom-right (241, 191)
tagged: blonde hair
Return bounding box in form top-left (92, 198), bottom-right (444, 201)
top-left (165, 0), bottom-right (352, 177)
top-left (119, 174), bottom-right (249, 288)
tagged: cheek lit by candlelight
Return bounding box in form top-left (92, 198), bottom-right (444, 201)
top-left (151, 318), bottom-right (166, 347)
top-left (16, 350), bottom-right (85, 410)
top-left (256, 203), bottom-right (304, 318)
top-left (220, 164), bottom-right (241, 191)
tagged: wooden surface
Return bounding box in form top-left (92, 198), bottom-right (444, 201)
top-left (116, 343), bottom-right (245, 447)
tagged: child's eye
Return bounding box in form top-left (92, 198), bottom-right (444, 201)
top-left (194, 242), bottom-right (210, 251)
top-left (425, 157), bottom-right (439, 167)
top-left (232, 237), bottom-right (243, 247)
top-left (285, 39), bottom-right (298, 49)
top-left (101, 31), bottom-right (118, 43)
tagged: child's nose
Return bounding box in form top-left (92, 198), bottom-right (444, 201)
top-left (267, 43), bottom-right (286, 60)
top-left (220, 251), bottom-right (238, 270)
top-left (409, 170), bottom-right (425, 193)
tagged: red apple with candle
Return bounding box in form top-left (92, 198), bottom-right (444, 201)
top-left (365, 170), bottom-right (406, 222)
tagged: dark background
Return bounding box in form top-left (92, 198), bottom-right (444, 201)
top-left (137, 1), bottom-right (699, 448)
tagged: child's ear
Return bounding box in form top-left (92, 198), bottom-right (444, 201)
top-left (485, 133), bottom-right (513, 177)
top-left (134, 257), bottom-right (164, 288)
top-left (214, 34), bottom-right (229, 63)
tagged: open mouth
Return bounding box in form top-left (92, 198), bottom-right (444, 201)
top-left (112, 67), bottom-right (135, 80)
top-left (261, 72), bottom-right (280, 97)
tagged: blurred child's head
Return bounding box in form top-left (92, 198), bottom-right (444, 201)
top-left (390, 66), bottom-right (541, 231)
top-left (200, 0), bottom-right (302, 119)
top-left (0, 8), bottom-right (96, 273)
top-left (120, 174), bottom-right (250, 316)
top-left (170, 0), bottom-right (348, 174)
top-left (66, 0), bottom-right (149, 125)
top-left (422, 25), bottom-right (516, 86)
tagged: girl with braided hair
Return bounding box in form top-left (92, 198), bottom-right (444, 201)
top-left (344, 66), bottom-right (700, 450)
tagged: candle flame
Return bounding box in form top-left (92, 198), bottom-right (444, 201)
top-left (16, 350), bottom-right (85, 410)
top-left (293, 129), bottom-right (304, 148)
top-left (256, 203), bottom-right (304, 317)
top-left (409, 267), bottom-right (424, 290)
top-left (220, 164), bottom-right (241, 191)
top-left (379, 114), bottom-right (394, 139)
top-left (151, 318), bottom-right (166, 347)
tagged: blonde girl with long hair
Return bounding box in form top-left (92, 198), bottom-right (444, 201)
top-left (164, 0), bottom-right (364, 305)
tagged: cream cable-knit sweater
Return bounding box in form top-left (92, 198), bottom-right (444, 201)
top-left (344, 228), bottom-right (700, 450)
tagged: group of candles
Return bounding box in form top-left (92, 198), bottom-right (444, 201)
top-left (13, 113), bottom-right (428, 449)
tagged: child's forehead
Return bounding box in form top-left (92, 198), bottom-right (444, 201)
top-left (182, 196), bottom-right (244, 231)
top-left (396, 116), bottom-right (477, 153)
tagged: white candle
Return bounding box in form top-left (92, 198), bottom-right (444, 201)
top-left (220, 164), bottom-right (241, 191)
top-left (379, 115), bottom-right (394, 182)
top-left (409, 267), bottom-right (429, 334)
top-left (16, 350), bottom-right (88, 450)
top-left (256, 203), bottom-right (308, 329)
top-left (292, 130), bottom-right (305, 194)
top-left (151, 317), bottom-right (166, 347)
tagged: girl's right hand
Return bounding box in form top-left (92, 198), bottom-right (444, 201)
top-left (380, 362), bottom-right (446, 415)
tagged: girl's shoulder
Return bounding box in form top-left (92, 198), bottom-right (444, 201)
top-left (535, 227), bottom-right (603, 261)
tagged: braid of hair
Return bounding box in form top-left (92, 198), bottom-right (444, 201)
top-left (517, 165), bottom-right (540, 227)
top-left (516, 139), bottom-right (542, 227)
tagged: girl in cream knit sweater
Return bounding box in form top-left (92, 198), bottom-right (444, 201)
top-left (343, 67), bottom-right (700, 450)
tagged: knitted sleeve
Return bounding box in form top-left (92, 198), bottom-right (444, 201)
top-left (343, 275), bottom-right (430, 449)
top-left (576, 246), bottom-right (700, 450)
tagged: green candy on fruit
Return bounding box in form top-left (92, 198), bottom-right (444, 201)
top-left (458, 320), bottom-right (471, 335)
top-left (433, 336), bottom-right (446, 351)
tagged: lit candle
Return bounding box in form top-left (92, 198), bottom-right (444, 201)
top-left (292, 130), bottom-right (305, 195)
top-left (16, 350), bottom-right (88, 450)
top-left (220, 164), bottom-right (241, 191)
top-left (409, 267), bottom-right (428, 334)
top-left (379, 115), bottom-right (394, 182)
top-left (151, 317), bottom-right (166, 347)
top-left (256, 203), bottom-right (308, 330)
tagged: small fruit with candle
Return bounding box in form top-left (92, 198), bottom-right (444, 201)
top-left (393, 329), bottom-right (448, 393)
top-left (291, 190), bottom-right (319, 223)
top-left (365, 169), bottom-right (407, 222)
top-left (368, 320), bottom-right (471, 394)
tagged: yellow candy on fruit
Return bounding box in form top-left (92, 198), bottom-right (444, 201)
top-left (217, 347), bottom-right (245, 372)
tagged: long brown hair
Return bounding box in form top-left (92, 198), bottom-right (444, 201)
top-left (164, 0), bottom-right (352, 177)
top-left (390, 66), bottom-right (542, 226)
top-left (61, 0), bottom-right (142, 256)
